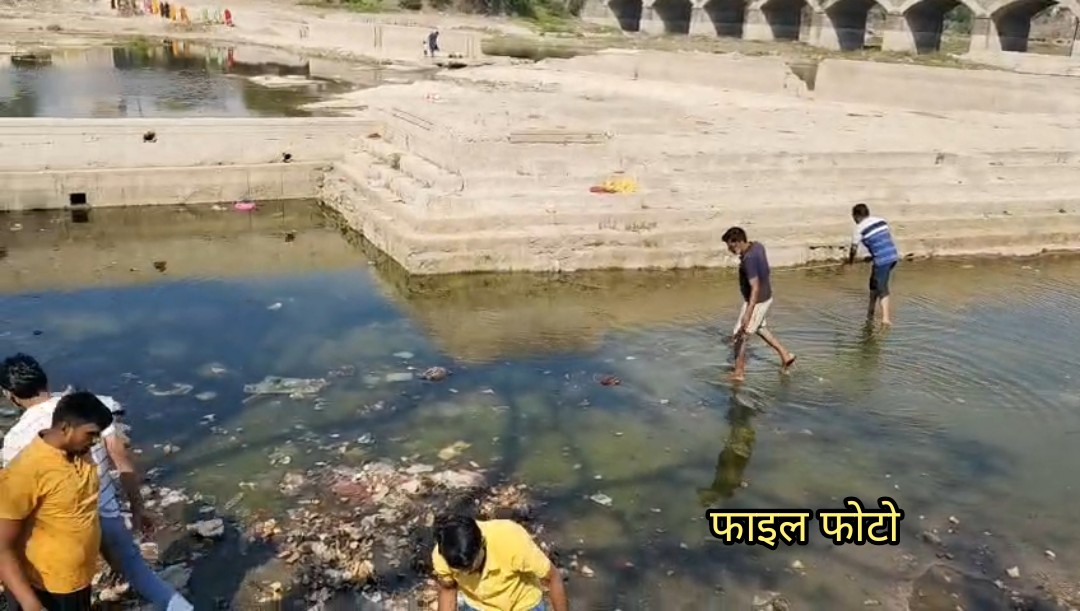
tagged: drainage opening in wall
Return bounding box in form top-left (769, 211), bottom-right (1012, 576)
top-left (68, 193), bottom-right (90, 223)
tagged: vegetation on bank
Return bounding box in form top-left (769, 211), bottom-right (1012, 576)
top-left (306, 0), bottom-right (582, 31)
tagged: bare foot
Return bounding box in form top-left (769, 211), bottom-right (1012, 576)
top-left (781, 354), bottom-right (797, 372)
top-left (881, 320), bottom-right (893, 327)
top-left (729, 371), bottom-right (746, 383)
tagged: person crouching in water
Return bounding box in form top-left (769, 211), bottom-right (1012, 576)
top-left (433, 515), bottom-right (568, 611)
top-left (0, 392), bottom-right (114, 611)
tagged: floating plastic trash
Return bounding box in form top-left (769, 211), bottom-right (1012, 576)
top-left (234, 200), bottom-right (256, 212)
top-left (243, 376), bottom-right (327, 397)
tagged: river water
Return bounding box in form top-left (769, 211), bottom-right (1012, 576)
top-left (0, 41), bottom-right (429, 118)
top-left (1, 202), bottom-right (1078, 608)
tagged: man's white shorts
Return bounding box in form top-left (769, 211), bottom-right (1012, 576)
top-left (733, 298), bottom-right (773, 335)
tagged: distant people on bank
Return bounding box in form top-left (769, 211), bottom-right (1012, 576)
top-left (432, 515), bottom-right (568, 611)
top-left (848, 203), bottom-right (899, 327)
top-left (722, 227), bottom-right (797, 382)
top-left (425, 29), bottom-right (440, 58)
top-left (0, 354), bottom-right (195, 611)
top-left (0, 392), bottom-right (114, 611)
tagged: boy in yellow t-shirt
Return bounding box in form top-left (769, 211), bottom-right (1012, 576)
top-left (0, 391), bottom-right (114, 611)
top-left (432, 516), bottom-right (568, 611)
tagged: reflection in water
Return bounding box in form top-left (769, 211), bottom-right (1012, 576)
top-left (698, 390), bottom-right (757, 506)
top-left (0, 41), bottom-right (361, 118)
top-left (3, 203), bottom-right (1080, 607)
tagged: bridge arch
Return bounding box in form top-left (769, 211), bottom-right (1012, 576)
top-left (704, 0), bottom-right (750, 36)
top-left (897, 0), bottom-right (984, 52)
top-left (987, 0), bottom-right (1080, 52)
top-left (652, 0), bottom-right (695, 33)
top-left (753, 0), bottom-right (820, 40)
top-left (608, 0), bottom-right (644, 30)
top-left (821, 0), bottom-right (892, 49)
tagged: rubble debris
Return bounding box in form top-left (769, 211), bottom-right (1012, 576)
top-left (752, 591), bottom-right (791, 611)
top-left (421, 366), bottom-right (450, 381)
top-left (244, 376), bottom-right (328, 398)
top-left (188, 518), bottom-right (226, 539)
top-left (246, 458), bottom-right (548, 607)
top-left (386, 372), bottom-right (414, 383)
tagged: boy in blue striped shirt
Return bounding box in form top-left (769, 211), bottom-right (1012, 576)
top-left (848, 203), bottom-right (899, 326)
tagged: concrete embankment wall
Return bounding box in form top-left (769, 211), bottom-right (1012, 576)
top-left (543, 52), bottom-right (810, 98)
top-left (0, 118), bottom-right (378, 170)
top-left (0, 118), bottom-right (377, 210)
top-left (1, 163), bottom-right (325, 210)
top-left (548, 53), bottom-right (1080, 115)
top-left (813, 60), bottom-right (1080, 114)
top-left (260, 16), bottom-right (483, 60)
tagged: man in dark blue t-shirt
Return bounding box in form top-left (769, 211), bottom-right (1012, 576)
top-left (722, 227), bottom-right (796, 382)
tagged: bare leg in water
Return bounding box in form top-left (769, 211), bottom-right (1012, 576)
top-left (732, 329), bottom-right (796, 382)
top-left (880, 295), bottom-right (893, 326)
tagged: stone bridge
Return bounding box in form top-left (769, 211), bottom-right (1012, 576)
top-left (590, 0), bottom-right (1080, 54)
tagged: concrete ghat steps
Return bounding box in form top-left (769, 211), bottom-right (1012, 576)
top-left (354, 137), bottom-right (464, 192)
top-left (380, 124), bottom-right (1080, 175)
top-left (434, 182), bottom-right (1080, 216)
top-left (360, 213), bottom-right (1080, 248)
top-left (326, 170), bottom-right (1078, 249)
top-left (337, 156), bottom-right (1080, 219)
top-left (333, 160), bottom-right (1080, 232)
top-left (398, 159), bottom-right (1080, 195)
top-left (404, 231), bottom-right (1080, 274)
top-left (323, 167), bottom-right (1080, 274)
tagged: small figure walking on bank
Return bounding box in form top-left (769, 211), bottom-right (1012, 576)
top-left (722, 227), bottom-right (797, 383)
top-left (848, 203), bottom-right (899, 327)
top-left (427, 29), bottom-right (440, 58)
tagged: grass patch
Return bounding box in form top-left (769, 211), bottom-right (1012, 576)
top-left (300, 0), bottom-right (392, 13)
top-left (482, 29), bottom-right (995, 71)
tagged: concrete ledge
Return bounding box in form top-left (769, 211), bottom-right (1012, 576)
top-left (539, 51), bottom-right (810, 98)
top-left (815, 60), bottom-right (1080, 114)
top-left (0, 118), bottom-right (379, 171)
top-left (0, 162), bottom-right (325, 210)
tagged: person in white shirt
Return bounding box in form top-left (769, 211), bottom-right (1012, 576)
top-left (0, 353), bottom-right (193, 611)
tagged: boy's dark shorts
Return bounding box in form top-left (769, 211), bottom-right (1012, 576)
top-left (869, 261), bottom-right (897, 297)
top-left (5, 587), bottom-right (92, 611)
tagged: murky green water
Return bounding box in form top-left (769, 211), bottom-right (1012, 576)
top-left (0, 40), bottom-right (424, 118)
top-left (2, 202), bottom-right (1079, 608)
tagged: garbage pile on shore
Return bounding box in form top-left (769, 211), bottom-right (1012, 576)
top-left (72, 455), bottom-right (548, 610)
top-left (249, 458), bottom-right (546, 607)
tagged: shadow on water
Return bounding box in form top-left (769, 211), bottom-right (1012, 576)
top-left (2, 202), bottom-right (1080, 607)
top-left (0, 40), bottom-right (431, 118)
